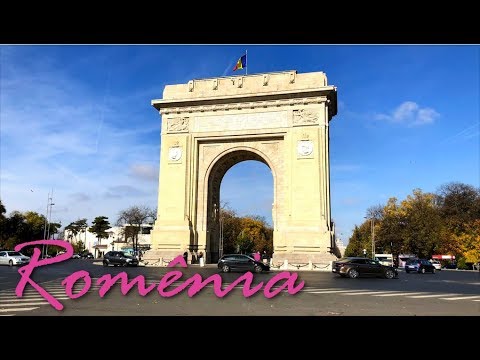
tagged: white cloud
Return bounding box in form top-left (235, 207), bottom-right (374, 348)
top-left (0, 47), bottom-right (160, 228)
top-left (375, 101), bottom-right (439, 126)
top-left (129, 164), bottom-right (158, 182)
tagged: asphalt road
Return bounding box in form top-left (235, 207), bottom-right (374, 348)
top-left (1, 259), bottom-right (479, 316)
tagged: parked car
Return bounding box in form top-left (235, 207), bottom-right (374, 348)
top-left (0, 250), bottom-right (31, 266)
top-left (218, 254), bottom-right (270, 273)
top-left (443, 262), bottom-right (457, 269)
top-left (72, 253), bottom-right (81, 259)
top-left (81, 252), bottom-right (94, 259)
top-left (429, 259), bottom-right (442, 271)
top-left (405, 258), bottom-right (436, 273)
top-left (332, 257), bottom-right (398, 279)
top-left (103, 251), bottom-right (139, 267)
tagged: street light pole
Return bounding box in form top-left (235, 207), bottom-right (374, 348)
top-left (219, 216), bottom-right (224, 260)
top-left (43, 190), bottom-right (54, 257)
top-left (364, 216), bottom-right (375, 259)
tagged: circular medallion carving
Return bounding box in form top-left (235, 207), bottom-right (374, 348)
top-left (297, 140), bottom-right (313, 156)
top-left (168, 147), bottom-right (182, 161)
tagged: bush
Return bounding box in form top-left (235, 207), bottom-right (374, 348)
top-left (456, 257), bottom-right (469, 270)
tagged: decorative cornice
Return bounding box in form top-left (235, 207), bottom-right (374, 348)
top-left (160, 96), bottom-right (327, 115)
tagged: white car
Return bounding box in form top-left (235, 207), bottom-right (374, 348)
top-left (0, 250), bottom-right (31, 266)
top-left (430, 260), bottom-right (442, 270)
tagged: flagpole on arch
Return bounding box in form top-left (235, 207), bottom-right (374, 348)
top-left (245, 49), bottom-right (248, 75)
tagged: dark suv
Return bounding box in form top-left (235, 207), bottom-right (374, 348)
top-left (218, 254), bottom-right (270, 273)
top-left (332, 257), bottom-right (398, 279)
top-left (405, 258), bottom-right (436, 273)
top-left (103, 251), bottom-right (139, 267)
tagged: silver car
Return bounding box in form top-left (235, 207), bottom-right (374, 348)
top-left (0, 251), bottom-right (31, 266)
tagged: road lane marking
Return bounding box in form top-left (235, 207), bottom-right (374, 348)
top-left (371, 292), bottom-right (427, 297)
top-left (439, 295), bottom-right (480, 300)
top-left (342, 291), bottom-right (400, 296)
top-left (303, 288), bottom-right (345, 292)
top-left (0, 307), bottom-right (39, 312)
top-left (0, 296), bottom-right (73, 303)
top-left (309, 290), bottom-right (370, 294)
top-left (0, 298), bottom-right (71, 307)
top-left (0, 291), bottom-right (70, 298)
top-left (407, 293), bottom-right (459, 298)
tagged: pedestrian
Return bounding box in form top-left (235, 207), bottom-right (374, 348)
top-left (199, 251), bottom-right (204, 267)
top-left (183, 251), bottom-right (188, 264)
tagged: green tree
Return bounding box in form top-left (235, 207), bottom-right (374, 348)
top-left (436, 182), bottom-right (480, 235)
top-left (88, 216), bottom-right (111, 250)
top-left (117, 205), bottom-right (155, 254)
top-left (1, 211), bottom-right (28, 249)
top-left (375, 197), bottom-right (407, 259)
top-left (345, 225), bottom-right (370, 257)
top-left (400, 189), bottom-right (443, 258)
top-left (220, 206), bottom-right (241, 254)
top-left (64, 219), bottom-right (88, 250)
top-left (235, 231), bottom-right (255, 254)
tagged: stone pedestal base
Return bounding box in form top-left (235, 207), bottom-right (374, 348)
top-left (271, 252), bottom-right (338, 271)
top-left (142, 249), bottom-right (202, 266)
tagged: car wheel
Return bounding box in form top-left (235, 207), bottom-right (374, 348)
top-left (421, 268), bottom-right (426, 274)
top-left (254, 265), bottom-right (263, 273)
top-left (221, 264), bottom-right (230, 273)
top-left (8, 260), bottom-right (13, 266)
top-left (103, 261), bottom-right (108, 267)
top-left (348, 268), bottom-right (359, 279)
top-left (405, 269), bottom-right (410, 273)
top-left (432, 268), bottom-right (435, 274)
top-left (384, 269), bottom-right (395, 279)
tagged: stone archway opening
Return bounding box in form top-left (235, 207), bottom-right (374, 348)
top-left (206, 151), bottom-right (274, 263)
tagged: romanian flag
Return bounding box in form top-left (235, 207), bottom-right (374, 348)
top-left (233, 54), bottom-right (247, 71)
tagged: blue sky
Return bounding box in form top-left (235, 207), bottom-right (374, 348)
top-left (1, 45), bottom-right (478, 245)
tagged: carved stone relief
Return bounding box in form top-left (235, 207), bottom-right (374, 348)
top-left (292, 109), bottom-right (319, 126)
top-left (167, 117), bottom-right (189, 132)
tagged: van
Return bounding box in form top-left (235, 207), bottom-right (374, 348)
top-left (375, 253), bottom-right (393, 267)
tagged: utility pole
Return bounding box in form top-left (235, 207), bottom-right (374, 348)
top-left (44, 190), bottom-right (54, 257)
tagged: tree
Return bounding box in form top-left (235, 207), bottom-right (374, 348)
top-left (375, 197), bottom-right (407, 260)
top-left (0, 200), bottom-right (6, 221)
top-left (220, 207), bottom-right (240, 254)
top-left (400, 189), bottom-right (444, 258)
top-left (88, 216), bottom-right (111, 251)
top-left (116, 205), bottom-right (155, 254)
top-left (344, 224), bottom-right (371, 257)
top-left (436, 182), bottom-right (480, 235)
top-left (64, 219), bottom-right (88, 250)
top-left (0, 211), bottom-right (27, 249)
top-left (235, 231), bottom-right (255, 254)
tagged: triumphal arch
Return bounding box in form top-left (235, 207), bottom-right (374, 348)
top-left (148, 70), bottom-right (339, 267)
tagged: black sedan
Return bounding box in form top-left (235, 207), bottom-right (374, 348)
top-left (218, 254), bottom-right (270, 273)
top-left (332, 257), bottom-right (398, 279)
top-left (405, 258), bottom-right (436, 273)
top-left (103, 251), bottom-right (139, 267)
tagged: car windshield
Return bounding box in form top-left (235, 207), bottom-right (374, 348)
top-left (122, 252), bottom-right (133, 258)
top-left (7, 251), bottom-right (22, 256)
